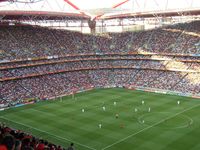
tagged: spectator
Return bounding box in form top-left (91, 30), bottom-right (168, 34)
top-left (0, 135), bottom-right (15, 150)
top-left (66, 143), bottom-right (75, 150)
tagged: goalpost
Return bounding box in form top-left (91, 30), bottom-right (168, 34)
top-left (59, 96), bottom-right (62, 102)
top-left (72, 92), bottom-right (75, 100)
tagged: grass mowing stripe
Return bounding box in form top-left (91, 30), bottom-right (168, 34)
top-left (1, 88), bottom-right (200, 150)
top-left (0, 116), bottom-right (97, 150)
top-left (29, 108), bottom-right (57, 117)
top-left (101, 102), bottom-right (200, 150)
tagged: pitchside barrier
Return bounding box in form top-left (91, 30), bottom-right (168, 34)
top-left (1, 85), bottom-right (199, 110)
top-left (126, 86), bottom-right (200, 99)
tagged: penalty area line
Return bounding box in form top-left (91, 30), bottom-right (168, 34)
top-left (0, 116), bottom-right (97, 150)
top-left (101, 103), bottom-right (200, 150)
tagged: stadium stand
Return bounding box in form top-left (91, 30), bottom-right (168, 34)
top-left (0, 122), bottom-right (68, 150)
top-left (0, 21), bottom-right (200, 61)
top-left (0, 21), bottom-right (200, 106)
top-left (0, 0), bottom-right (200, 149)
top-left (0, 20), bottom-right (200, 150)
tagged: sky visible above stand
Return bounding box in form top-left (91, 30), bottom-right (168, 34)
top-left (0, 0), bottom-right (200, 15)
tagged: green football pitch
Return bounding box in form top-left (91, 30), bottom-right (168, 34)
top-left (1, 88), bottom-right (200, 150)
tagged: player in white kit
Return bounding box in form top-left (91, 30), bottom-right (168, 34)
top-left (148, 107), bottom-right (151, 112)
top-left (177, 101), bottom-right (180, 105)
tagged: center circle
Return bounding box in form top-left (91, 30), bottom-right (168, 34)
top-left (138, 112), bottom-right (193, 129)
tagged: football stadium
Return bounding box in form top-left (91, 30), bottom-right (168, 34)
top-left (0, 0), bottom-right (200, 150)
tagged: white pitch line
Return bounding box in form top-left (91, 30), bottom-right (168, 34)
top-left (0, 117), bottom-right (96, 150)
top-left (101, 103), bottom-right (200, 150)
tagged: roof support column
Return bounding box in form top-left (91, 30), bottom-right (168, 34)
top-left (88, 19), bottom-right (96, 34)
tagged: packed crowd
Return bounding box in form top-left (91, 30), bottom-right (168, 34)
top-left (0, 20), bottom-right (200, 150)
top-left (1, 69), bottom-right (200, 104)
top-left (0, 20), bottom-right (199, 104)
top-left (0, 123), bottom-right (75, 150)
top-left (0, 21), bottom-right (200, 61)
top-left (1, 54), bottom-right (200, 70)
top-left (1, 58), bottom-right (199, 79)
